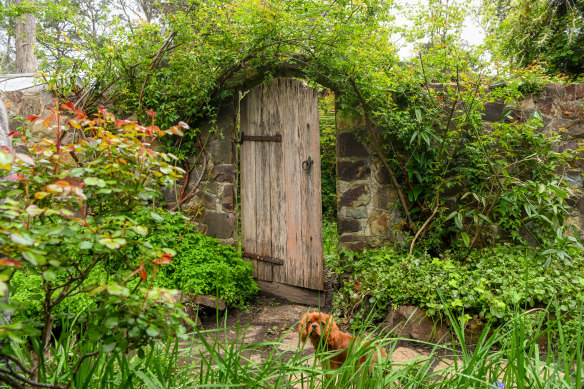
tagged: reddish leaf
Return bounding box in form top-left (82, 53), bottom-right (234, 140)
top-left (6, 173), bottom-right (23, 182)
top-left (7, 131), bottom-right (21, 137)
top-left (139, 269), bottom-right (147, 281)
top-left (178, 121), bottom-right (190, 129)
top-left (145, 110), bottom-right (156, 118)
top-left (167, 125), bottom-right (184, 137)
top-left (61, 102), bottom-right (75, 111)
top-left (1, 145), bottom-right (10, 152)
top-left (153, 253), bottom-right (172, 265)
top-left (114, 119), bottom-right (132, 128)
top-left (26, 114), bottom-right (42, 122)
top-left (69, 119), bottom-right (82, 129)
top-left (0, 257), bottom-right (22, 267)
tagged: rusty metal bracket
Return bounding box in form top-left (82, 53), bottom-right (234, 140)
top-left (243, 252), bottom-right (284, 265)
top-left (235, 132), bottom-right (282, 144)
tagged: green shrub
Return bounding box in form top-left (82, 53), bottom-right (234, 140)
top-left (0, 103), bottom-right (189, 387)
top-left (333, 244), bottom-right (584, 334)
top-left (135, 211), bottom-right (258, 308)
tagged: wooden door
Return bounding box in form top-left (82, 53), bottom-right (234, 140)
top-left (240, 78), bottom-right (323, 293)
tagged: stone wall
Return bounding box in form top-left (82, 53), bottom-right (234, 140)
top-left (335, 110), bottom-right (403, 251)
top-left (335, 83), bottom-right (584, 251)
top-left (485, 83), bottom-right (584, 231)
top-left (162, 102), bottom-right (239, 246)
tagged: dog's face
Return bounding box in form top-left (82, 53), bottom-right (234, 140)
top-left (299, 312), bottom-right (335, 342)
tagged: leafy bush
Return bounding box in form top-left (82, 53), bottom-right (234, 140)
top-left (134, 211), bottom-right (258, 308)
top-left (333, 245), bottom-right (584, 332)
top-left (0, 103), bottom-right (188, 387)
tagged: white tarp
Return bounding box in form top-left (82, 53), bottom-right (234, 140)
top-left (0, 73), bottom-right (44, 92)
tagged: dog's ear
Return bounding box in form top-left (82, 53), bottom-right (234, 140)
top-left (298, 313), bottom-right (308, 342)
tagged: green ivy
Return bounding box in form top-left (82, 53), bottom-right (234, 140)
top-left (333, 245), bottom-right (584, 329)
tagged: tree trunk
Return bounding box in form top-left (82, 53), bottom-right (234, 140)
top-left (14, 0), bottom-right (37, 73)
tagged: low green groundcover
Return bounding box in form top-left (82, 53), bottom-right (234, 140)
top-left (333, 244), bottom-right (584, 330)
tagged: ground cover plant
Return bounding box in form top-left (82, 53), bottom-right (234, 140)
top-left (332, 244), bottom-right (584, 350)
top-left (135, 210), bottom-right (258, 308)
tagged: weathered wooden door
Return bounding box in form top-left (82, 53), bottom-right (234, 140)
top-left (240, 78), bottom-right (323, 297)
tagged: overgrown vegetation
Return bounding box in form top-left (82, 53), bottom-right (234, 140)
top-left (136, 210), bottom-right (258, 308)
top-left (332, 244), bottom-right (584, 345)
top-left (1, 0), bottom-right (584, 386)
top-left (5, 306), bottom-right (583, 388)
top-left (0, 103), bottom-right (256, 387)
top-left (482, 0), bottom-right (584, 78)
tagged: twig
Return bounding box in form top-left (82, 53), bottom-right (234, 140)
top-left (0, 368), bottom-right (65, 389)
top-left (171, 137), bottom-right (207, 211)
top-left (65, 352), bottom-right (99, 389)
top-left (138, 4), bottom-right (197, 106)
top-left (347, 76), bottom-right (414, 227)
top-left (4, 355), bottom-right (32, 375)
top-left (410, 192), bottom-right (440, 255)
top-left (138, 31), bottom-right (177, 106)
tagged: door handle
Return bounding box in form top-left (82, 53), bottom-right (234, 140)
top-left (302, 156), bottom-right (314, 171)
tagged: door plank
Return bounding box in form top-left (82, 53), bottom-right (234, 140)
top-left (240, 97), bottom-right (258, 277)
top-left (269, 79), bottom-right (287, 283)
top-left (283, 79), bottom-right (304, 288)
top-left (255, 87), bottom-right (273, 281)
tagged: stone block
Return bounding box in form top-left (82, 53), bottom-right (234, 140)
top-left (373, 188), bottom-right (397, 209)
top-left (337, 132), bottom-right (368, 158)
top-left (369, 210), bottom-right (390, 236)
top-left (340, 241), bottom-right (370, 252)
top-left (339, 234), bottom-right (362, 242)
top-left (537, 96), bottom-right (555, 116)
top-left (565, 170), bottom-right (583, 188)
top-left (211, 164), bottom-right (235, 183)
top-left (337, 160), bottom-right (370, 181)
top-left (482, 102), bottom-right (506, 122)
top-left (384, 306), bottom-right (449, 343)
top-left (345, 206), bottom-right (368, 219)
top-left (577, 84), bottom-right (584, 99)
top-left (373, 162), bottom-right (391, 185)
top-left (565, 84), bottom-right (577, 100)
top-left (204, 211), bottom-right (235, 239)
top-left (518, 96), bottom-right (536, 111)
top-left (562, 103), bottom-right (584, 120)
top-left (338, 218), bottom-right (361, 234)
top-left (552, 119), bottom-right (584, 139)
top-left (339, 184), bottom-right (368, 207)
top-left (544, 83), bottom-right (564, 97)
top-left (207, 134), bottom-right (234, 165)
top-left (3, 91), bottom-right (23, 104)
top-left (221, 184), bottom-right (234, 211)
top-left (203, 192), bottom-right (217, 208)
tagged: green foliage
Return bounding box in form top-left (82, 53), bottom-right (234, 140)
top-left (483, 0), bottom-right (584, 77)
top-left (6, 306), bottom-right (582, 388)
top-left (0, 103), bottom-right (188, 387)
top-left (134, 210), bottom-right (258, 308)
top-left (319, 92), bottom-right (337, 221)
top-left (333, 245), bottom-right (584, 334)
